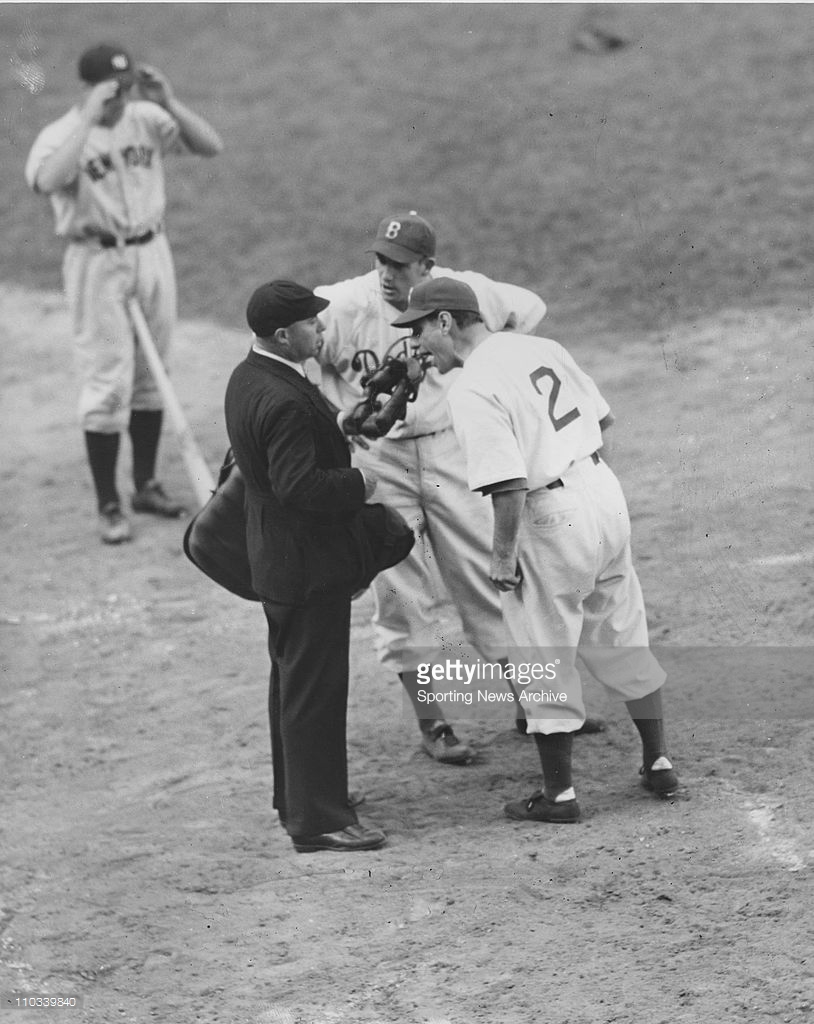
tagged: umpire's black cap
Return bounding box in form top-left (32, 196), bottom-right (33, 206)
top-left (246, 280), bottom-right (329, 338)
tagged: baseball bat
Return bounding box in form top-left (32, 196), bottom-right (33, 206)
top-left (126, 297), bottom-right (215, 508)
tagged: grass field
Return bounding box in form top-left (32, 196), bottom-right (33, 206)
top-left (3, 3), bottom-right (814, 339)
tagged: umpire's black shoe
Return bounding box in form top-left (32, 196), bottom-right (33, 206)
top-left (515, 716), bottom-right (606, 736)
top-left (640, 757), bottom-right (679, 798)
top-left (504, 789), bottom-right (581, 824)
top-left (131, 480), bottom-right (187, 517)
top-left (278, 790), bottom-right (366, 829)
top-left (291, 823), bottom-right (386, 854)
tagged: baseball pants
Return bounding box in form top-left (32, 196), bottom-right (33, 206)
top-left (502, 455), bottom-right (666, 734)
top-left (353, 426), bottom-right (509, 673)
top-left (62, 233), bottom-right (177, 433)
top-left (263, 596), bottom-right (357, 838)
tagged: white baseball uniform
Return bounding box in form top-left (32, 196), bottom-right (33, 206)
top-left (447, 331), bottom-right (665, 732)
top-left (25, 100), bottom-right (183, 432)
top-left (314, 268), bottom-right (546, 672)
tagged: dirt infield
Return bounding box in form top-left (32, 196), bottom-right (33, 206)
top-left (1, 284), bottom-right (811, 1023)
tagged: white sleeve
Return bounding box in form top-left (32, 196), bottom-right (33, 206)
top-left (448, 385), bottom-right (527, 493)
top-left (585, 373), bottom-right (611, 425)
top-left (452, 269), bottom-right (546, 335)
top-left (555, 342), bottom-right (612, 424)
top-left (313, 280), bottom-right (363, 376)
top-left (24, 120), bottom-right (72, 191)
top-left (140, 102), bottom-right (182, 154)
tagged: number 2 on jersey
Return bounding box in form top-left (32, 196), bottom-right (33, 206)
top-left (529, 366), bottom-right (581, 431)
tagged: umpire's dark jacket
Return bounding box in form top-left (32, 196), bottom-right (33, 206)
top-left (224, 349), bottom-right (403, 605)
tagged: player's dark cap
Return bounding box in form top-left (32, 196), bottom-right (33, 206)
top-left (391, 278), bottom-right (480, 326)
top-left (78, 43), bottom-right (134, 85)
top-left (367, 211), bottom-right (436, 264)
top-left (246, 280), bottom-right (330, 337)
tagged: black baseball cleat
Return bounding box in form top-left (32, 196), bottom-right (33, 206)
top-left (504, 789), bottom-right (581, 824)
top-left (515, 716), bottom-right (606, 736)
top-left (291, 823), bottom-right (386, 853)
top-left (421, 722), bottom-right (473, 764)
top-left (131, 480), bottom-right (187, 517)
top-left (640, 757), bottom-right (679, 798)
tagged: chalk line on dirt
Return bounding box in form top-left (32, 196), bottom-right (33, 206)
top-left (705, 778), bottom-right (811, 872)
top-left (749, 547), bottom-right (814, 568)
top-left (0, 933), bottom-right (44, 996)
top-left (743, 803), bottom-right (810, 872)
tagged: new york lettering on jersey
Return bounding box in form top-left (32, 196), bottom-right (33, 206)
top-left (83, 144), bottom-right (155, 182)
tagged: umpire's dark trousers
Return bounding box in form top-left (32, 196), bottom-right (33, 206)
top-left (262, 595), bottom-right (357, 839)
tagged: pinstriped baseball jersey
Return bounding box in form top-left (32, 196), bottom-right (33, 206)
top-left (24, 100), bottom-right (181, 238)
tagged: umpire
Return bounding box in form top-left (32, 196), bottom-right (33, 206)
top-left (225, 280), bottom-right (412, 853)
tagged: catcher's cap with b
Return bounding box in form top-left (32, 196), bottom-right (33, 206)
top-left (246, 280), bottom-right (329, 337)
top-left (367, 211), bottom-right (436, 264)
top-left (78, 43), bottom-right (134, 85)
top-left (391, 278), bottom-right (480, 327)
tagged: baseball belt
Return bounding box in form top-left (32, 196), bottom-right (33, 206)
top-left (70, 226), bottom-right (162, 248)
top-left (546, 451), bottom-right (601, 490)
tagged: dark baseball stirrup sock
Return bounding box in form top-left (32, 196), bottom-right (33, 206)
top-left (532, 731), bottom-right (574, 799)
top-left (626, 688), bottom-right (667, 766)
top-left (129, 409), bottom-right (163, 491)
top-left (399, 671), bottom-right (448, 733)
top-left (84, 431), bottom-right (121, 510)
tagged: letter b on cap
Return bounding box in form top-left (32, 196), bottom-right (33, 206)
top-left (384, 220), bottom-right (402, 240)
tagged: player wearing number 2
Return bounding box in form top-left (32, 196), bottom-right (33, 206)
top-left (394, 278), bottom-right (679, 822)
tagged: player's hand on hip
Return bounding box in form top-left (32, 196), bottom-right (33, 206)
top-left (362, 469), bottom-right (378, 501)
top-left (489, 554), bottom-right (523, 591)
top-left (82, 80), bottom-right (121, 124)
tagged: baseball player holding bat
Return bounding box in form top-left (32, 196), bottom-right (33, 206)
top-left (393, 278), bottom-right (679, 822)
top-left (314, 212), bottom-right (604, 763)
top-left (25, 43), bottom-right (222, 544)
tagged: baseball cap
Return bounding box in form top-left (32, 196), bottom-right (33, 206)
top-left (391, 278), bottom-right (481, 327)
top-left (367, 211), bottom-right (436, 264)
top-left (246, 280), bottom-right (329, 337)
top-left (78, 43), bottom-right (134, 85)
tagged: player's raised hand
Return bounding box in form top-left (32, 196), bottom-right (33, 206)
top-left (82, 79), bottom-right (121, 124)
top-left (135, 64), bottom-right (174, 108)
